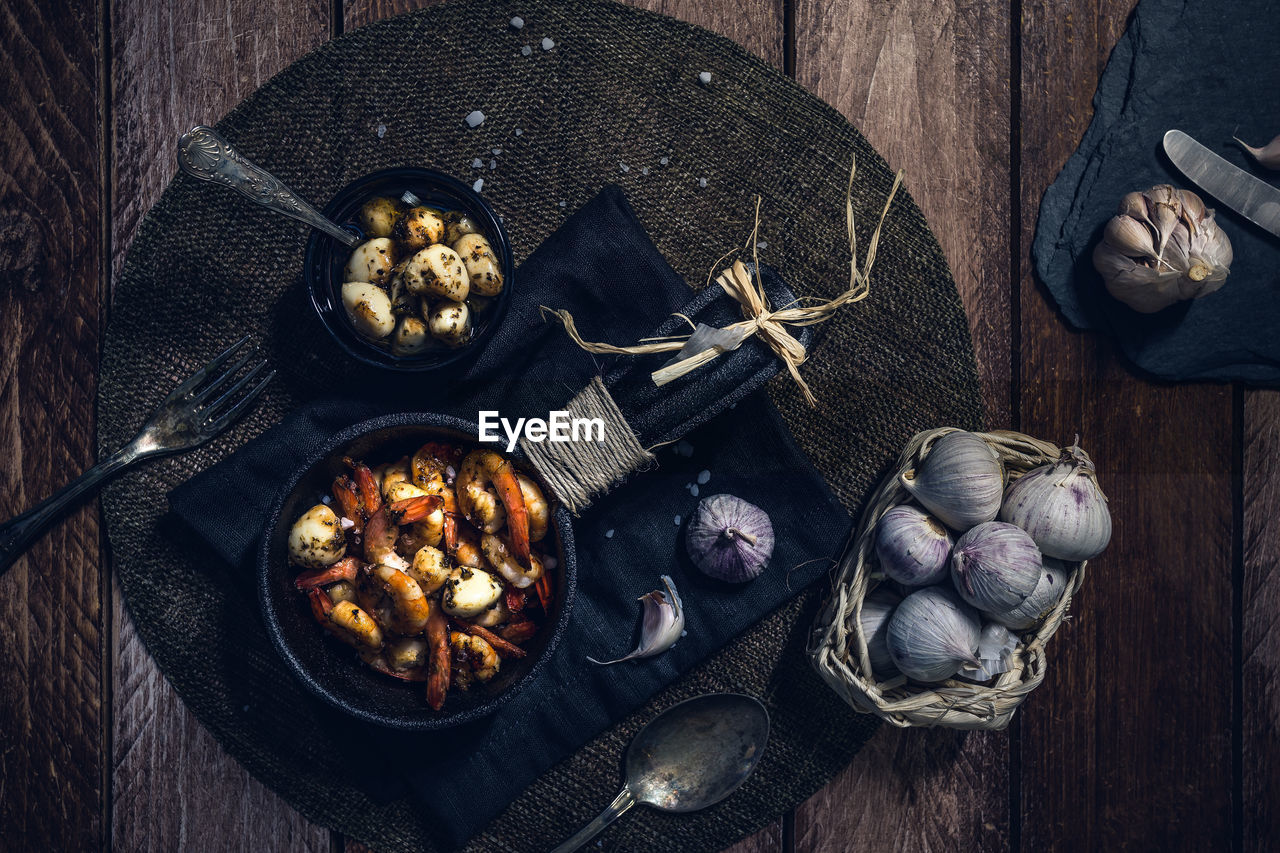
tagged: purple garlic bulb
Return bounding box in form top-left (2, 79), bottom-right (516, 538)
top-left (686, 494), bottom-right (775, 583)
top-left (875, 505), bottom-right (953, 586)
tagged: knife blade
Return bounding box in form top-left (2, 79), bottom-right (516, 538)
top-left (1163, 129), bottom-right (1280, 238)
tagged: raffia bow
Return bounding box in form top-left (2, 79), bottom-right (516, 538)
top-left (540, 156), bottom-right (904, 406)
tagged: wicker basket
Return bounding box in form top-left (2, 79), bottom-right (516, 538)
top-left (808, 428), bottom-right (1088, 730)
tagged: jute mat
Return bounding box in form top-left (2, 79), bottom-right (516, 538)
top-left (99, 1), bottom-right (983, 850)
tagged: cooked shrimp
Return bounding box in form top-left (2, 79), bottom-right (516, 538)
top-left (370, 564), bottom-right (431, 634)
top-left (331, 475), bottom-right (365, 532)
top-left (294, 556), bottom-right (360, 590)
top-left (425, 603), bottom-right (451, 710)
top-left (452, 525), bottom-right (484, 569)
top-left (450, 631), bottom-right (500, 689)
top-left (411, 442), bottom-right (462, 549)
top-left (500, 619), bottom-right (539, 644)
top-left (381, 457), bottom-right (431, 503)
top-left (346, 457), bottom-right (382, 516)
top-left (481, 532), bottom-right (543, 589)
top-left (516, 473), bottom-right (549, 542)
top-left (409, 545), bottom-right (450, 593)
top-left (364, 495), bottom-right (442, 571)
top-left (307, 589), bottom-right (383, 652)
top-left (455, 620), bottom-right (527, 660)
top-left (457, 450), bottom-right (530, 565)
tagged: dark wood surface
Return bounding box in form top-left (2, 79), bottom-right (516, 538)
top-left (0, 0), bottom-right (1268, 849)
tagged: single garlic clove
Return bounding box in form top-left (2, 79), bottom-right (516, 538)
top-left (1235, 132), bottom-right (1280, 170)
top-left (1103, 214), bottom-right (1158, 259)
top-left (588, 575), bottom-right (685, 665)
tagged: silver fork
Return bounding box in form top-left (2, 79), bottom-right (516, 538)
top-left (0, 336), bottom-right (274, 576)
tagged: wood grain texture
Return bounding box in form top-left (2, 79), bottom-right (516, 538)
top-left (791, 1), bottom-right (1013, 849)
top-left (1243, 390), bottom-right (1280, 851)
top-left (0, 0), bottom-right (105, 847)
top-left (1018, 0), bottom-right (1233, 848)
top-left (108, 0), bottom-right (332, 848)
top-left (791, 0), bottom-right (1013, 425)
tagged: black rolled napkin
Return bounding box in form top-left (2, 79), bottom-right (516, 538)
top-left (170, 186), bottom-right (851, 848)
top-left (1032, 0), bottom-right (1280, 384)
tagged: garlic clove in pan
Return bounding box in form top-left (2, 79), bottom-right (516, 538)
top-left (950, 521), bottom-right (1043, 613)
top-left (874, 505), bottom-right (953, 586)
top-left (899, 430), bottom-right (1004, 531)
top-left (1092, 185), bottom-right (1232, 313)
top-left (886, 585), bottom-right (981, 682)
top-left (986, 557), bottom-right (1071, 631)
top-left (999, 442), bottom-right (1111, 561)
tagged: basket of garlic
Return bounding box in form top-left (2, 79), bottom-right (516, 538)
top-left (808, 428), bottom-right (1111, 730)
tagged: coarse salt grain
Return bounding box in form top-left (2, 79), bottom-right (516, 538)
top-left (674, 515), bottom-right (682, 526)
top-left (492, 148), bottom-right (503, 155)
top-left (376, 123), bottom-right (386, 138)
top-left (619, 162), bottom-right (630, 173)
top-left (465, 110), bottom-right (485, 128)
top-left (698, 71), bottom-right (712, 85)
top-left (690, 484), bottom-right (700, 497)
top-left (641, 166), bottom-right (650, 175)
top-left (521, 45), bottom-right (532, 56)
top-left (541, 37), bottom-right (555, 50)
top-left (756, 241), bottom-right (768, 249)
top-left (605, 529), bottom-right (615, 539)
top-left (698, 177), bottom-right (708, 188)
top-left (489, 159), bottom-right (497, 170)
top-left (472, 158), bottom-right (484, 168)
top-left (514, 127), bottom-right (523, 136)
top-left (510, 15), bottom-right (524, 29)
top-left (473, 178), bottom-right (484, 192)
top-left (659, 156), bottom-right (669, 165)
top-left (558, 200), bottom-right (567, 207)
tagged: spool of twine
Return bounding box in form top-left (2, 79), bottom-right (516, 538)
top-left (518, 376), bottom-right (656, 514)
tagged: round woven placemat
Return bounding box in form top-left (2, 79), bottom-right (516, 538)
top-left (99, 1), bottom-right (983, 850)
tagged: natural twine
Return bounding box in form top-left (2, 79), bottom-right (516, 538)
top-left (517, 376), bottom-right (656, 514)
top-left (541, 156), bottom-right (905, 406)
top-left (807, 428), bottom-right (1089, 730)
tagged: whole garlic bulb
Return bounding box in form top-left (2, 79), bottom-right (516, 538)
top-left (874, 505), bottom-right (953, 586)
top-left (1092, 185), bottom-right (1232, 313)
top-left (999, 443), bottom-right (1111, 561)
top-left (950, 521), bottom-right (1043, 613)
top-left (899, 431), bottom-right (1004, 531)
top-left (886, 586), bottom-right (981, 682)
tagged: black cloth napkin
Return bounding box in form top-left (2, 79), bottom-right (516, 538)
top-left (170, 187), bottom-right (851, 847)
top-left (1032, 0), bottom-right (1280, 384)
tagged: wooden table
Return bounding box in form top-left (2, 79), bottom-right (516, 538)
top-left (2, 0), bottom-right (1271, 849)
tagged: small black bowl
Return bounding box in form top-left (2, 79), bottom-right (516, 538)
top-left (258, 413), bottom-right (575, 730)
top-left (303, 168), bottom-right (515, 373)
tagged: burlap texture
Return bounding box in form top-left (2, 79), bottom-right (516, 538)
top-left (98, 1), bottom-right (984, 850)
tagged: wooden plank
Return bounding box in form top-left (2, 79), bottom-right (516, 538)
top-left (791, 0), bottom-right (1014, 849)
top-left (0, 0), bottom-right (106, 847)
top-left (1018, 0), bottom-right (1233, 848)
top-left (108, 0), bottom-right (333, 849)
top-left (1243, 389), bottom-right (1280, 850)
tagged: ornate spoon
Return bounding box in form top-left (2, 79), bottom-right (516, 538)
top-left (177, 125), bottom-right (361, 248)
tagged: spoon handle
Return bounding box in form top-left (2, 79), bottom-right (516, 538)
top-left (548, 787), bottom-right (637, 853)
top-left (176, 125), bottom-right (361, 248)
